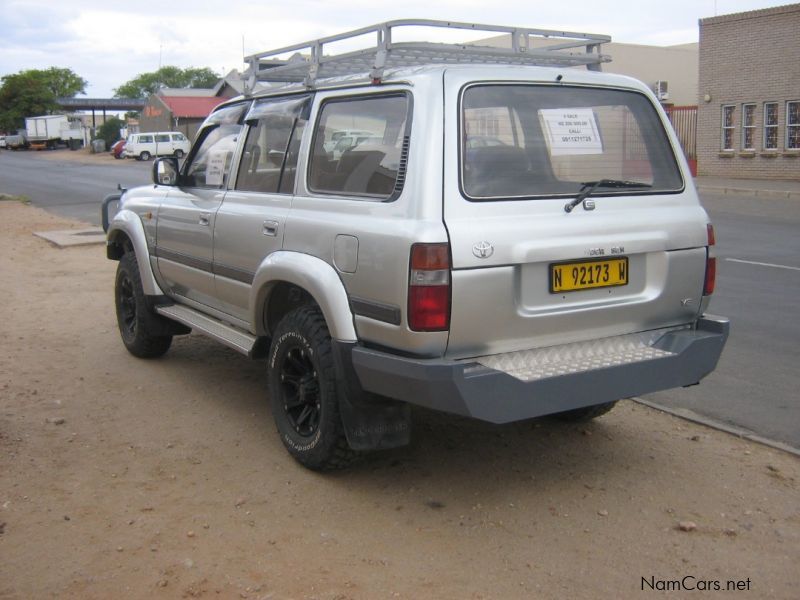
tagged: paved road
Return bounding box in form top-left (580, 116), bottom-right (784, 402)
top-left (645, 192), bottom-right (800, 450)
top-left (0, 149), bottom-right (150, 225)
top-left (2, 151), bottom-right (797, 449)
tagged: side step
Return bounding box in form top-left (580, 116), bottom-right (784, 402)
top-left (156, 304), bottom-right (257, 356)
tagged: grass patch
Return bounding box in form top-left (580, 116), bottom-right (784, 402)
top-left (0, 193), bottom-right (30, 204)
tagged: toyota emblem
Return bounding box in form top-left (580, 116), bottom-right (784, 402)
top-left (472, 241), bottom-right (494, 259)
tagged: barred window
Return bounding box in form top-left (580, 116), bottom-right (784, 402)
top-left (721, 105), bottom-right (735, 151)
top-left (763, 102), bottom-right (778, 150)
top-left (787, 101), bottom-right (800, 150)
top-left (741, 104), bottom-right (755, 150)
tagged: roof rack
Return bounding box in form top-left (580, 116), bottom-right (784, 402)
top-left (243, 19), bottom-right (611, 92)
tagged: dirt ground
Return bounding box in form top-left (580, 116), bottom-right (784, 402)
top-left (32, 146), bottom-right (133, 166)
top-left (0, 200), bottom-right (798, 600)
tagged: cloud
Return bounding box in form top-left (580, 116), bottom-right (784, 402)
top-left (0, 0), bottom-right (793, 96)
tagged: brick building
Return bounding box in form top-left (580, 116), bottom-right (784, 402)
top-left (137, 70), bottom-right (248, 140)
top-left (697, 3), bottom-right (800, 179)
top-left (139, 94), bottom-right (225, 140)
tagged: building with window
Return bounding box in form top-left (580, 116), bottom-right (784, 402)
top-left (697, 3), bottom-right (800, 179)
top-left (137, 70), bottom-right (251, 140)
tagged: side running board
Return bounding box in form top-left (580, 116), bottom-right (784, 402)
top-left (156, 304), bottom-right (258, 357)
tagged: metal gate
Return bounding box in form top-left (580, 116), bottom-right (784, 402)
top-left (664, 105), bottom-right (697, 176)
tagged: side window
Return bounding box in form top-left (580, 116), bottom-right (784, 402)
top-left (139, 135), bottom-right (153, 144)
top-left (763, 102), bottom-right (778, 150)
top-left (308, 94), bottom-right (410, 199)
top-left (788, 101), bottom-right (800, 150)
top-left (235, 96), bottom-right (309, 194)
top-left (721, 105), bottom-right (735, 151)
top-left (154, 134), bottom-right (170, 143)
top-left (183, 124), bottom-right (242, 189)
top-left (172, 133), bottom-right (186, 142)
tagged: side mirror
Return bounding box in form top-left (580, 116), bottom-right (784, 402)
top-left (152, 157), bottom-right (180, 186)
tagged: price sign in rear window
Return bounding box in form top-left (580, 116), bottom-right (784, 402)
top-left (540, 108), bottom-right (603, 156)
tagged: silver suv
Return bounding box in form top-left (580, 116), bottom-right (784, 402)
top-left (103, 21), bottom-right (728, 470)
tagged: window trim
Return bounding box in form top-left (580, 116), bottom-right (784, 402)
top-left (180, 101), bottom-right (250, 187)
top-left (233, 94), bottom-right (312, 195)
top-left (786, 100), bottom-right (800, 150)
top-left (721, 104), bottom-right (735, 151)
top-left (741, 103), bottom-right (756, 151)
top-left (306, 90), bottom-right (413, 203)
top-left (457, 81), bottom-right (685, 203)
top-left (763, 102), bottom-right (778, 150)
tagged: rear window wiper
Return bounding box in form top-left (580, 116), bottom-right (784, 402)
top-left (564, 179), bottom-right (652, 213)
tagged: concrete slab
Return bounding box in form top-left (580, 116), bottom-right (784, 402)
top-left (33, 228), bottom-right (106, 248)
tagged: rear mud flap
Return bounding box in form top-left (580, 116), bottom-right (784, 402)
top-left (333, 341), bottom-right (411, 451)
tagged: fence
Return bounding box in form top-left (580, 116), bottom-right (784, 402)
top-left (664, 105), bottom-right (697, 176)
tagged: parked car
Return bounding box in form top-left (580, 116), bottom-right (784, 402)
top-left (123, 132), bottom-right (190, 160)
top-left (0, 135), bottom-right (6, 149)
top-left (110, 139), bottom-right (126, 159)
top-left (103, 20), bottom-right (728, 471)
top-left (322, 129), bottom-right (375, 153)
top-left (5, 133), bottom-right (28, 150)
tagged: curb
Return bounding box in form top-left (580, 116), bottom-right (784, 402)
top-left (34, 228), bottom-right (106, 248)
top-left (696, 185), bottom-right (800, 200)
top-left (633, 398), bottom-right (800, 458)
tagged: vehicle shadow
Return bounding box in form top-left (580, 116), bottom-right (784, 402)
top-left (164, 334), bottom-right (667, 501)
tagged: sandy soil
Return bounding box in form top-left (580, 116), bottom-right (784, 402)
top-left (0, 200), bottom-right (798, 600)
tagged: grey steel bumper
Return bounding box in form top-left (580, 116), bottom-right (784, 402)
top-left (349, 316), bottom-right (729, 424)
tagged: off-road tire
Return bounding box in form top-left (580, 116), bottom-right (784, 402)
top-left (268, 306), bottom-right (358, 470)
top-left (115, 252), bottom-right (172, 358)
top-left (553, 401), bottom-right (617, 423)
top-left (139, 151), bottom-right (151, 161)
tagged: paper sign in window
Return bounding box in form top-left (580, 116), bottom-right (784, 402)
top-left (540, 108), bottom-right (603, 156)
top-left (205, 151), bottom-right (227, 186)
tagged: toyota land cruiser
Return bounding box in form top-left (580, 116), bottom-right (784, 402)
top-left (103, 20), bottom-right (729, 470)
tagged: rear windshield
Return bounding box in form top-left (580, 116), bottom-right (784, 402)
top-left (461, 84), bottom-right (683, 200)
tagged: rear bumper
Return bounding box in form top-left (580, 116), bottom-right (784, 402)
top-left (348, 316), bottom-right (729, 424)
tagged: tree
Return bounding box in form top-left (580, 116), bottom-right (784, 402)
top-left (96, 116), bottom-right (125, 147)
top-left (0, 67), bottom-right (87, 132)
top-left (114, 66), bottom-right (220, 98)
top-left (39, 67), bottom-right (88, 98)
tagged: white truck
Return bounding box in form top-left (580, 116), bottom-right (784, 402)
top-left (25, 115), bottom-right (83, 150)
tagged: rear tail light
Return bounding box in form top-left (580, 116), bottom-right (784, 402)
top-left (704, 223), bottom-right (716, 296)
top-left (408, 243), bottom-right (450, 331)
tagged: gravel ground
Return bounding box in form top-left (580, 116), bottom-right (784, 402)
top-left (0, 200), bottom-right (798, 599)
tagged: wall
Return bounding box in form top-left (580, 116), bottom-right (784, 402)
top-left (477, 36), bottom-right (698, 106)
top-left (138, 96), bottom-right (172, 134)
top-left (602, 42), bottom-right (698, 106)
top-left (697, 3), bottom-right (800, 179)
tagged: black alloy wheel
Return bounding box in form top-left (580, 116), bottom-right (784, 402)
top-left (268, 306), bottom-right (358, 470)
top-left (114, 252), bottom-right (172, 358)
top-left (279, 345), bottom-right (321, 437)
top-left (116, 270), bottom-right (137, 340)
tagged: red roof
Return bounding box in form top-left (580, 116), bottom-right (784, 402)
top-left (160, 96), bottom-right (226, 118)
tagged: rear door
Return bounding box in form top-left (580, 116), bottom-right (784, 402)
top-left (213, 94), bottom-right (311, 322)
top-left (443, 72), bottom-right (710, 358)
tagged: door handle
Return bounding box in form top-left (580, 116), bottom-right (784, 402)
top-left (198, 213), bottom-right (210, 226)
top-left (262, 220), bottom-right (279, 237)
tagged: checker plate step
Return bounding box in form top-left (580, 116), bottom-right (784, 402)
top-left (475, 327), bottom-right (684, 382)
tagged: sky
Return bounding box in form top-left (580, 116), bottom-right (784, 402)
top-left (0, 0), bottom-right (795, 97)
